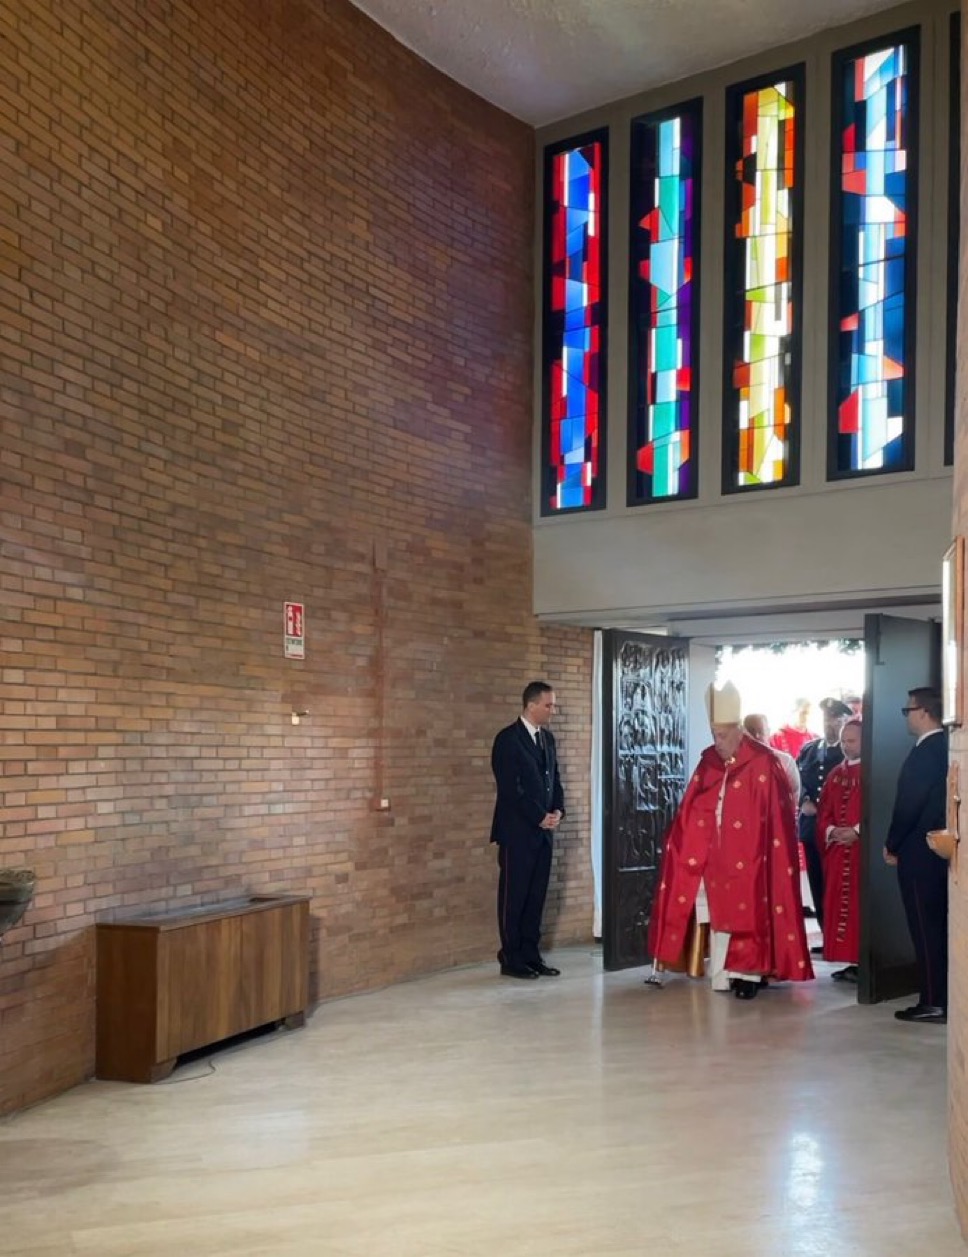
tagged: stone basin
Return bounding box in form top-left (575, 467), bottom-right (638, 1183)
top-left (0, 869), bottom-right (36, 938)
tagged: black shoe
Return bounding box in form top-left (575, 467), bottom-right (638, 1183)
top-left (730, 978), bottom-right (760, 1001)
top-left (832, 965), bottom-right (859, 983)
top-left (894, 1003), bottom-right (946, 1024)
top-left (500, 963), bottom-right (540, 979)
top-left (810, 945), bottom-right (824, 956)
top-left (529, 961), bottom-right (561, 977)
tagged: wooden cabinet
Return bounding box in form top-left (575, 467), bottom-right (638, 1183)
top-left (96, 894), bottom-right (310, 1082)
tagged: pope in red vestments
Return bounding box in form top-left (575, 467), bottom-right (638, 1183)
top-left (816, 719), bottom-right (862, 975)
top-left (647, 682), bottom-right (814, 999)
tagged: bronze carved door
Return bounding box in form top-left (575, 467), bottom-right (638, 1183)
top-left (602, 631), bottom-right (689, 970)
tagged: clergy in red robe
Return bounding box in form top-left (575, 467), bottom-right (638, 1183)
top-left (816, 718), bottom-right (862, 979)
top-left (769, 698), bottom-right (818, 760)
top-left (647, 682), bottom-right (814, 1000)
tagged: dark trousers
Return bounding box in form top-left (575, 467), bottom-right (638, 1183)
top-left (799, 816), bottom-right (825, 931)
top-left (897, 850), bottom-right (949, 1010)
top-left (497, 837), bottom-right (552, 968)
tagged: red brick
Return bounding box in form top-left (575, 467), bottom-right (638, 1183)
top-left (0, 0), bottom-right (593, 1116)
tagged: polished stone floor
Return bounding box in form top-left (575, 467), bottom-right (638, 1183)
top-left (0, 947), bottom-right (964, 1256)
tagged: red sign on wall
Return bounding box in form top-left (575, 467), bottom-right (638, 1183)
top-left (284, 602), bottom-right (305, 659)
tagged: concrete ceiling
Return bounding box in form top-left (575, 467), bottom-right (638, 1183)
top-left (349, 0), bottom-right (906, 125)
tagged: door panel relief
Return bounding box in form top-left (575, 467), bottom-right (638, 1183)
top-left (603, 632), bottom-right (688, 970)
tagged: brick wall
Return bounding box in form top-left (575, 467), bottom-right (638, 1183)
top-left (0, 0), bottom-right (594, 1114)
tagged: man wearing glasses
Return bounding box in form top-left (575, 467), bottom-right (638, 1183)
top-left (883, 688), bottom-right (949, 1025)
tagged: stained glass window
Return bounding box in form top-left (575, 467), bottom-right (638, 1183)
top-left (723, 68), bottom-right (803, 493)
top-left (945, 14), bottom-right (960, 468)
top-left (829, 32), bottom-right (919, 478)
top-left (542, 131), bottom-right (608, 514)
top-left (629, 101), bottom-right (702, 505)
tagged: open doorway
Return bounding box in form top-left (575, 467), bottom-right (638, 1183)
top-left (717, 638), bottom-right (864, 932)
top-left (599, 632), bottom-right (863, 969)
top-left (716, 639), bottom-right (864, 730)
top-left (598, 616), bottom-right (938, 1003)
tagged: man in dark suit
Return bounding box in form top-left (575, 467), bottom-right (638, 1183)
top-left (490, 681), bottom-right (565, 979)
top-left (884, 687), bottom-right (949, 1025)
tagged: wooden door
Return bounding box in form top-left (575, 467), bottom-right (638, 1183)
top-left (159, 917), bottom-right (243, 1059)
top-left (239, 901), bottom-right (309, 1027)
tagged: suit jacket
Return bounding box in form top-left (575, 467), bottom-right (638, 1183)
top-left (885, 730), bottom-right (948, 859)
top-left (490, 718), bottom-right (564, 846)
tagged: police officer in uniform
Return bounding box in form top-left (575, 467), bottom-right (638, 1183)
top-left (796, 698), bottom-right (852, 943)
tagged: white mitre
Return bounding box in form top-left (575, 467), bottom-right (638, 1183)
top-left (706, 680), bottom-right (742, 725)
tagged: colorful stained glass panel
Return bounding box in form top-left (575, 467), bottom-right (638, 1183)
top-left (724, 72), bottom-right (803, 491)
top-left (542, 133), bottom-right (607, 513)
top-left (629, 102), bottom-right (702, 504)
top-left (830, 34), bottom-right (918, 476)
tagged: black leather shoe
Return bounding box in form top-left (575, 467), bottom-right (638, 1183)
top-left (500, 963), bottom-right (540, 979)
top-left (832, 965), bottom-right (859, 983)
top-left (529, 962), bottom-right (561, 976)
top-left (810, 945), bottom-right (824, 956)
top-left (730, 978), bottom-right (760, 1001)
top-left (894, 1003), bottom-right (946, 1024)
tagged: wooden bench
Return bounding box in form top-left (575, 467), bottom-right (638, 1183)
top-left (96, 894), bottom-right (310, 1082)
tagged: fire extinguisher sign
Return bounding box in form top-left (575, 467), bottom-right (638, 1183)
top-left (284, 602), bottom-right (305, 659)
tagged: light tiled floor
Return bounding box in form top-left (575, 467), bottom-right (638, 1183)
top-left (0, 947), bottom-right (964, 1256)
